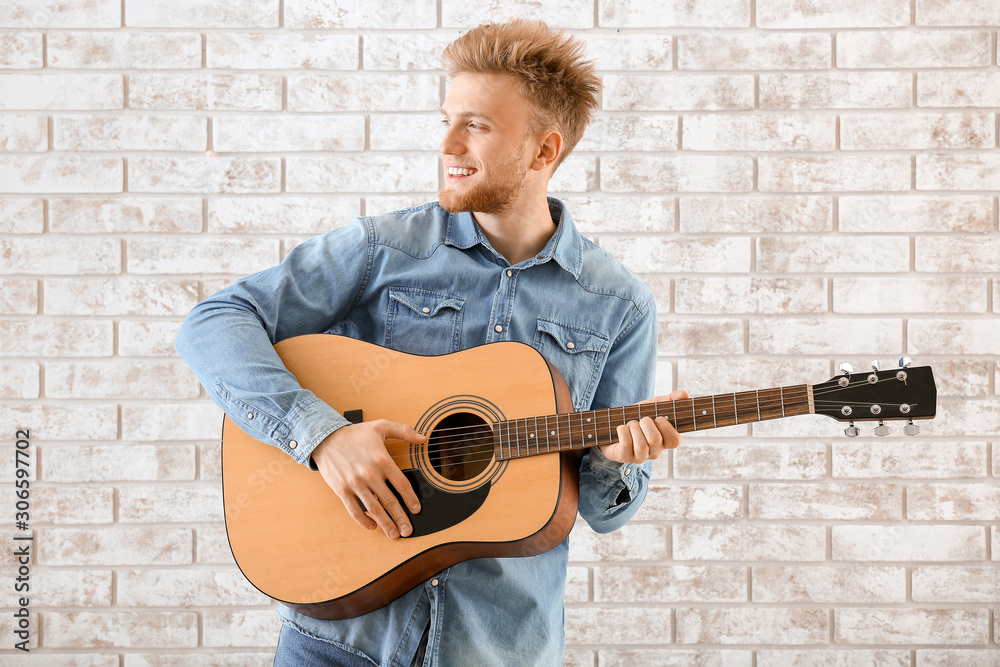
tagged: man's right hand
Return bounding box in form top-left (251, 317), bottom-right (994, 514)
top-left (311, 419), bottom-right (426, 540)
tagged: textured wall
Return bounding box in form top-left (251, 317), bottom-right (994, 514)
top-left (1, 0), bottom-right (999, 664)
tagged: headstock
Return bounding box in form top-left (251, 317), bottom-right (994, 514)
top-left (812, 359), bottom-right (936, 437)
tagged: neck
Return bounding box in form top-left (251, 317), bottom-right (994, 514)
top-left (473, 189), bottom-right (555, 265)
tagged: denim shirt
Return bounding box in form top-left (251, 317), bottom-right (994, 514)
top-left (175, 198), bottom-right (658, 667)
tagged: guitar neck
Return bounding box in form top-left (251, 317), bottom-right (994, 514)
top-left (495, 384), bottom-right (813, 460)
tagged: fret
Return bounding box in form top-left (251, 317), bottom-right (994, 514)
top-left (780, 386), bottom-right (785, 418)
top-left (732, 392), bottom-right (739, 424)
top-left (756, 389), bottom-right (761, 422)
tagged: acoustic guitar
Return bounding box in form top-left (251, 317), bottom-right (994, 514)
top-left (221, 334), bottom-right (936, 620)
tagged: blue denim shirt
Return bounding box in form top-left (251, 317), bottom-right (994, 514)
top-left (176, 198), bottom-right (658, 667)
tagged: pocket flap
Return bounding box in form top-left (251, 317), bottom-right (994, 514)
top-left (388, 288), bottom-right (464, 317)
top-left (536, 318), bottom-right (608, 354)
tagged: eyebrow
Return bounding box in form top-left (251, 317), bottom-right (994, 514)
top-left (439, 108), bottom-right (497, 124)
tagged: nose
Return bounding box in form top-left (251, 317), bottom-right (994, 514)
top-left (439, 123), bottom-right (464, 157)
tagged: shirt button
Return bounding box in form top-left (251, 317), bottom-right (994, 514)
top-left (431, 578), bottom-right (439, 587)
top-left (566, 342), bottom-right (575, 350)
top-left (289, 440), bottom-right (298, 449)
top-left (506, 269), bottom-right (512, 277)
top-left (623, 467), bottom-right (631, 476)
top-left (247, 412), bottom-right (254, 420)
top-left (494, 324), bottom-right (503, 333)
top-left (421, 307), bottom-right (430, 313)
top-left (535, 254), bottom-right (544, 260)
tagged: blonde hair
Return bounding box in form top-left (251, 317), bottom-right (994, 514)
top-left (441, 20), bottom-right (601, 169)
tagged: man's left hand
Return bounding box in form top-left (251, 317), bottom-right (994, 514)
top-left (599, 390), bottom-right (690, 464)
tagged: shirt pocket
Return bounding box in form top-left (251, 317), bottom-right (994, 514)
top-left (385, 286), bottom-right (465, 356)
top-left (532, 318), bottom-right (610, 411)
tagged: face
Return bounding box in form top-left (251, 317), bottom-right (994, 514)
top-left (438, 73), bottom-right (535, 215)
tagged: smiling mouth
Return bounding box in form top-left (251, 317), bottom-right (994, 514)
top-left (447, 167), bottom-right (478, 177)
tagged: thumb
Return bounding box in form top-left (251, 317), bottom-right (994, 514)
top-left (376, 420), bottom-right (427, 444)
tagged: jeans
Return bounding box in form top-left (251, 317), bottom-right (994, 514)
top-left (274, 621), bottom-right (429, 667)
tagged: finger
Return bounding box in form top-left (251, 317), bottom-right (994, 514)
top-left (373, 482), bottom-right (415, 538)
top-left (637, 417), bottom-right (664, 459)
top-left (613, 422), bottom-right (633, 461)
top-left (363, 491), bottom-right (405, 540)
top-left (627, 420), bottom-right (649, 461)
top-left (386, 466), bottom-right (421, 515)
top-left (340, 493), bottom-right (377, 531)
top-left (377, 420), bottom-right (428, 444)
top-left (655, 415), bottom-right (682, 449)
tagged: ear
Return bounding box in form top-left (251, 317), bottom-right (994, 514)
top-left (529, 130), bottom-right (563, 172)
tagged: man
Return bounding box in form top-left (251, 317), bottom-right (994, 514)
top-left (177, 20), bottom-right (686, 666)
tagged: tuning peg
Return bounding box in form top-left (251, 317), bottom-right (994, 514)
top-left (904, 420), bottom-right (920, 436)
top-left (839, 362), bottom-right (854, 375)
top-left (844, 422), bottom-right (860, 438)
top-left (874, 421), bottom-right (891, 437)
top-left (870, 360), bottom-right (881, 371)
top-left (898, 356), bottom-right (912, 368)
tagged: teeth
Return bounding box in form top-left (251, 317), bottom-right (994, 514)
top-left (448, 167), bottom-right (476, 176)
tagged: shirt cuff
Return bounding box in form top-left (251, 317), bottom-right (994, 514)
top-left (587, 446), bottom-right (643, 496)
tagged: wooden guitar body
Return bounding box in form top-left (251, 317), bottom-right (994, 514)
top-left (222, 334), bottom-right (579, 620)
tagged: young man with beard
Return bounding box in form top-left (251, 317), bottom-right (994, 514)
top-left (177, 19), bottom-right (686, 666)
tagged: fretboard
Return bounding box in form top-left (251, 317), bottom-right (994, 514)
top-left (495, 384), bottom-right (813, 460)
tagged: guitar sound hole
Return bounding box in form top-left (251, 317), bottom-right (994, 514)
top-left (428, 412), bottom-right (495, 482)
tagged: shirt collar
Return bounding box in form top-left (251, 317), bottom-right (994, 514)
top-left (442, 197), bottom-right (583, 279)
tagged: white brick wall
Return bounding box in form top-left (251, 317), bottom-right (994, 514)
top-left (0, 0), bottom-right (997, 663)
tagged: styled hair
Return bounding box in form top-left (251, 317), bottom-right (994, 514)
top-left (441, 20), bottom-right (601, 169)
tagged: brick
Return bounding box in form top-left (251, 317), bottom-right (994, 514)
top-left (363, 33), bottom-right (454, 71)
top-left (604, 74), bottom-right (754, 111)
top-left (677, 277), bottom-right (826, 315)
top-left (0, 320), bottom-right (113, 357)
top-left (917, 153), bottom-right (1000, 191)
top-left (128, 237), bottom-right (279, 275)
top-left (370, 113), bottom-right (455, 151)
top-left (918, 71), bottom-right (1000, 107)
top-left (365, 195), bottom-right (439, 218)
top-left (49, 197), bottom-right (203, 234)
top-left (54, 114), bottom-right (207, 151)
top-left (758, 650), bottom-right (909, 667)
top-left (595, 565), bottom-right (746, 603)
top-left (208, 196), bottom-right (358, 235)
top-left (634, 483), bottom-right (743, 521)
top-left (215, 115), bottom-right (365, 152)
top-left (684, 114), bottom-right (835, 152)
top-left (919, 360), bottom-right (993, 397)
top-left (908, 483), bottom-right (1000, 521)
top-left (655, 319), bottom-right (745, 356)
top-left (125, 655), bottom-right (273, 667)
top-left (603, 155), bottom-right (753, 193)
top-left (678, 358), bottom-right (831, 397)
top-left (679, 33), bottom-right (830, 70)
top-left (750, 483), bottom-right (902, 520)
top-left (674, 524), bottom-right (826, 561)
top-left (760, 156), bottom-right (911, 192)
top-left (676, 607), bottom-right (829, 644)
top-left (0, 32), bottom-right (42, 68)
top-left (442, 0), bottom-right (594, 29)
top-left (565, 606), bottom-right (669, 645)
top-left (208, 32), bottom-right (356, 69)
top-left (835, 608), bottom-right (988, 645)
top-left (680, 195), bottom-right (833, 233)
top-left (122, 403), bottom-right (223, 441)
top-left (916, 237), bottom-right (1000, 273)
top-left (47, 361), bottom-right (198, 399)
top-left (0, 73), bottom-right (122, 110)
top-left (833, 442), bottom-right (987, 479)
top-left (0, 279), bottom-right (36, 314)
top-left (2, 405), bottom-right (116, 441)
top-left (48, 31), bottom-right (200, 68)
top-left (569, 523), bottom-right (668, 561)
top-left (577, 114), bottom-right (678, 152)
top-left (129, 73), bottom-right (282, 111)
top-left (119, 486), bottom-right (223, 522)
top-left (834, 277), bottom-right (987, 314)
top-left (196, 526), bottom-right (236, 564)
top-left (548, 155), bottom-right (597, 193)
top-left (553, 196), bottom-right (673, 235)
top-left (752, 318), bottom-right (900, 356)
top-left (913, 566), bottom-right (1000, 602)
top-left (287, 155), bottom-right (438, 193)
top-left (39, 528), bottom-right (193, 566)
top-left (34, 486), bottom-right (113, 524)
top-left (119, 568), bottom-right (266, 606)
top-left (0, 115), bottom-right (46, 151)
top-left (909, 319), bottom-right (1000, 355)
top-left (753, 565), bottom-right (906, 603)
top-left (0, 156), bottom-right (122, 193)
top-left (129, 157), bottom-right (280, 194)
top-left (839, 195), bottom-right (993, 233)
top-left (34, 569), bottom-right (113, 607)
top-left (0, 198), bottom-right (43, 232)
top-left (288, 73), bottom-right (439, 112)
top-left (601, 649), bottom-right (752, 667)
top-left (564, 566), bottom-right (588, 604)
top-left (758, 0), bottom-right (909, 27)
top-left (916, 650), bottom-right (1000, 667)
top-left (0, 609), bottom-right (37, 650)
top-left (994, 526), bottom-right (999, 560)
top-left (917, 0), bottom-right (1000, 25)
top-left (841, 112), bottom-right (994, 151)
top-left (0, 1), bottom-right (119, 28)
top-left (284, 0), bottom-right (436, 29)
top-left (0, 363), bottom-right (38, 398)
top-left (599, 0), bottom-right (750, 27)
top-left (832, 525), bottom-right (986, 561)
top-left (46, 278), bottom-right (197, 317)
top-left (125, 0), bottom-right (278, 28)
top-left (0, 236), bottom-right (120, 274)
top-left (43, 444), bottom-right (196, 482)
top-left (199, 442), bottom-right (222, 481)
top-left (839, 30), bottom-right (991, 68)
top-left (930, 397), bottom-right (1000, 438)
top-left (761, 72), bottom-right (911, 109)
top-left (584, 34), bottom-right (673, 71)
top-left (203, 610), bottom-right (279, 647)
top-left (45, 611), bottom-right (198, 648)
top-left (757, 236), bottom-right (909, 272)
